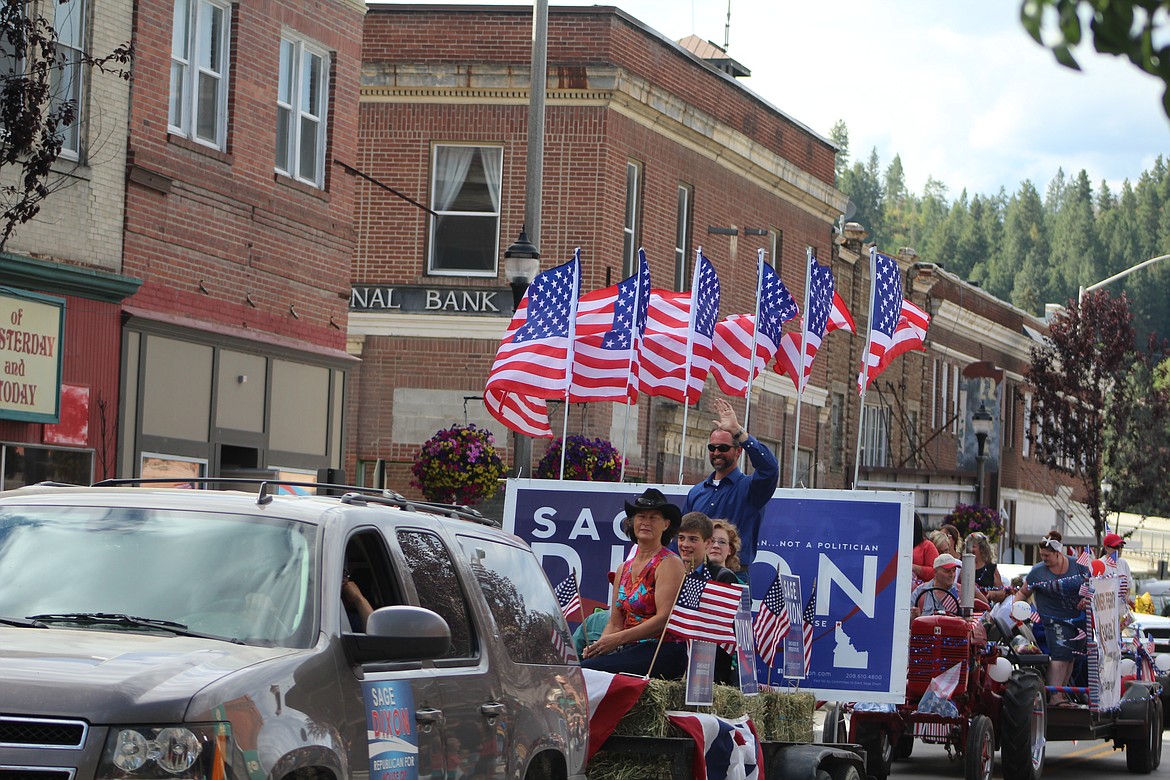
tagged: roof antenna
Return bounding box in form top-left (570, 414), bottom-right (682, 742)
top-left (724, 0), bottom-right (732, 50)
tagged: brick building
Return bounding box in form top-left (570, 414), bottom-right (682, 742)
top-left (116, 0), bottom-right (365, 481)
top-left (0, 0), bottom-right (139, 487)
top-left (348, 4), bottom-right (1086, 559)
top-left (350, 4), bottom-right (845, 492)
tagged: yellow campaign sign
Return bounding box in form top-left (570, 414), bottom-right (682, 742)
top-left (0, 289), bottom-right (65, 423)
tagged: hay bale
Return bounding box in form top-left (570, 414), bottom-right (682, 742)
top-left (585, 752), bottom-right (674, 780)
top-left (746, 687), bottom-right (815, 742)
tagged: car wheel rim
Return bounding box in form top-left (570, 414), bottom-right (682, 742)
top-left (1030, 690), bottom-right (1045, 770)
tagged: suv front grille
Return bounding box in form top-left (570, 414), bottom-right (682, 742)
top-left (0, 718), bottom-right (87, 749)
top-left (0, 769), bottom-right (75, 780)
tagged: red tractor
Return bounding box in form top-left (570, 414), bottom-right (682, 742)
top-left (843, 586), bottom-right (1046, 780)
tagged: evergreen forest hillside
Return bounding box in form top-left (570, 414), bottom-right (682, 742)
top-left (830, 122), bottom-right (1170, 341)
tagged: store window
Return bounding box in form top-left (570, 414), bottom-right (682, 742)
top-left (860, 404), bottom-right (891, 468)
top-left (427, 144), bottom-right (502, 275)
top-left (1, 443), bottom-right (93, 490)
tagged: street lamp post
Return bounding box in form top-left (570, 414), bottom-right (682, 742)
top-left (504, 229), bottom-right (541, 478)
top-left (972, 402), bottom-right (993, 505)
top-left (1078, 253), bottom-right (1170, 304)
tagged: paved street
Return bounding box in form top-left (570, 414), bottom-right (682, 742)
top-left (881, 727), bottom-right (1168, 778)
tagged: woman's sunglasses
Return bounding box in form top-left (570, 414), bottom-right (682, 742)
top-left (707, 443), bottom-right (734, 453)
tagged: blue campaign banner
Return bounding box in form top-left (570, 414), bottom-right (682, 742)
top-left (504, 479), bottom-right (913, 702)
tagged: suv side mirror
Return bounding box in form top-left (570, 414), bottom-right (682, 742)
top-left (343, 605), bottom-right (451, 663)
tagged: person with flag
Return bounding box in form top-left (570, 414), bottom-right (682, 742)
top-left (676, 511), bottom-right (741, 684)
top-left (1013, 533), bottom-right (1090, 707)
top-left (1099, 532), bottom-right (1135, 612)
top-left (581, 488), bottom-right (687, 678)
top-left (684, 397), bottom-right (778, 569)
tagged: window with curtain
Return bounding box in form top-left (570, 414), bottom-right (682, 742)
top-left (276, 34), bottom-right (329, 188)
top-left (428, 144), bottom-right (502, 275)
top-left (169, 0), bottom-right (230, 149)
top-left (860, 403), bottom-right (891, 468)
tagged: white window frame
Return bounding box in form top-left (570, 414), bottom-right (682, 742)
top-left (622, 161), bottom-right (641, 278)
top-left (52, 0), bottom-right (85, 158)
top-left (1022, 391), bottom-right (1033, 457)
top-left (169, 0), bottom-right (230, 149)
top-left (769, 229), bottom-right (782, 269)
top-left (860, 403), bottom-right (891, 468)
top-left (275, 33), bottom-right (329, 188)
top-left (426, 143), bottom-right (503, 277)
top-left (674, 183), bottom-right (691, 291)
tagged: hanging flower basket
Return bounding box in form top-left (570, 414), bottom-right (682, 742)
top-left (943, 503), bottom-right (1005, 544)
top-left (535, 435), bottom-right (625, 481)
top-left (411, 424), bottom-right (506, 505)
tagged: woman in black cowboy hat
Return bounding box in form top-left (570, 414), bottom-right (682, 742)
top-left (580, 487), bottom-right (687, 678)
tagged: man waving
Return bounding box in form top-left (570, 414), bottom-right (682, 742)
top-left (684, 397), bottom-right (779, 569)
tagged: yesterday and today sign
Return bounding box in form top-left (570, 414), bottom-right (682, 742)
top-left (0, 288), bottom-right (64, 423)
top-left (350, 285), bottom-right (511, 316)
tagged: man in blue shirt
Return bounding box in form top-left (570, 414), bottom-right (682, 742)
top-left (683, 397), bottom-right (779, 568)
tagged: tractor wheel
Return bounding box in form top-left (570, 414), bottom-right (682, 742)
top-left (964, 715), bottom-right (994, 780)
top-left (1001, 670), bottom-right (1046, 780)
top-left (855, 721), bottom-right (892, 780)
top-left (822, 703), bottom-right (847, 743)
top-left (893, 732), bottom-right (914, 760)
top-left (1125, 694), bottom-right (1163, 773)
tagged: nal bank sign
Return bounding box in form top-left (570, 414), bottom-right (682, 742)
top-left (350, 285), bottom-right (511, 317)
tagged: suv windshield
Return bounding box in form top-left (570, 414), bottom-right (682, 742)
top-left (0, 505), bottom-right (317, 647)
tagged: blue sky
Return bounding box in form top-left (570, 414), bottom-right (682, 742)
top-left (386, 1), bottom-right (1169, 199)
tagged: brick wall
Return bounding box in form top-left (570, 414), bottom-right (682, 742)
top-left (122, 0), bottom-right (366, 351)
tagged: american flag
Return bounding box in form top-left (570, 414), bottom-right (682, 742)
top-left (711, 256), bottom-right (799, 397)
top-left (801, 580), bottom-right (818, 675)
top-left (665, 571), bottom-right (741, 644)
top-left (1076, 547), bottom-right (1092, 567)
top-left (870, 299), bottom-right (930, 378)
top-left (485, 252), bottom-right (580, 399)
top-left (753, 574), bottom-right (790, 667)
top-left (554, 571), bottom-right (582, 621)
top-left (857, 250), bottom-right (906, 393)
top-left (569, 249), bottom-right (650, 402)
top-left (637, 250), bottom-right (721, 404)
top-left (775, 258), bottom-right (855, 392)
top-left (484, 389), bottom-right (552, 437)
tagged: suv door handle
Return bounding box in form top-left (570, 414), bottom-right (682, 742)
top-left (480, 702), bottom-right (506, 718)
top-left (415, 708), bottom-right (444, 724)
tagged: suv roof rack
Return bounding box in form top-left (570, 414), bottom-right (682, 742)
top-left (89, 477), bottom-right (499, 527)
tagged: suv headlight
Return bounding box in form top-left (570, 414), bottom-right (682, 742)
top-left (99, 724), bottom-right (233, 780)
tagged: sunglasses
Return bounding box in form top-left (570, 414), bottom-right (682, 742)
top-left (707, 443), bottom-right (735, 453)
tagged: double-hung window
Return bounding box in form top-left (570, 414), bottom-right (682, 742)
top-left (673, 184), bottom-right (691, 290)
top-left (427, 144), bottom-right (502, 275)
top-left (622, 161), bottom-right (641, 277)
top-left (276, 34), bottom-right (329, 188)
top-left (170, 0), bottom-right (230, 149)
top-left (52, 0), bottom-right (85, 158)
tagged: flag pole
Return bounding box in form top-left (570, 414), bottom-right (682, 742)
top-left (791, 248), bottom-right (813, 488)
top-left (619, 249), bottom-right (648, 483)
top-left (739, 249), bottom-right (765, 473)
top-left (644, 571), bottom-right (690, 679)
top-left (559, 249), bottom-right (583, 480)
top-left (678, 248), bottom-right (703, 484)
top-left (852, 248), bottom-right (878, 489)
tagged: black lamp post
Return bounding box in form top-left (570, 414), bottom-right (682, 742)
top-left (503, 228), bottom-right (540, 478)
top-left (504, 227), bottom-right (541, 312)
top-left (972, 402), bottom-right (993, 505)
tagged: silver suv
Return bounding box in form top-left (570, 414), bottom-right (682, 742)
top-left (0, 482), bottom-right (586, 780)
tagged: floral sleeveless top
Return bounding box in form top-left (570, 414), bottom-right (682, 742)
top-left (617, 547), bottom-right (679, 631)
